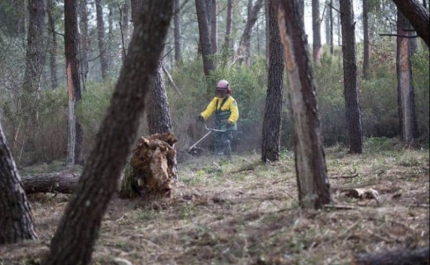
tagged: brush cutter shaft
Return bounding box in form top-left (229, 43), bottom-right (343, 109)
top-left (188, 131), bottom-right (212, 151)
top-left (204, 124), bottom-right (227, 132)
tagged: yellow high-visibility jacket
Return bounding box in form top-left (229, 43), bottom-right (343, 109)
top-left (200, 95), bottom-right (239, 124)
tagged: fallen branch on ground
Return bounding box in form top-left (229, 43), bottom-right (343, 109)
top-left (21, 172), bottom-right (80, 194)
top-left (352, 246), bottom-right (429, 265)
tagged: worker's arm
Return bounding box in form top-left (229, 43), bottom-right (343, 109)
top-left (200, 97), bottom-right (218, 120)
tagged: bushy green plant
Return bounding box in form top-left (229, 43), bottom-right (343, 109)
top-left (75, 80), bottom-right (115, 158)
top-left (313, 51), bottom-right (347, 146)
top-left (360, 77), bottom-right (398, 138)
top-left (411, 48), bottom-right (429, 146)
top-left (2, 88), bottom-right (69, 166)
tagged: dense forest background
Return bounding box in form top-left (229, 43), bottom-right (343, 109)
top-left (0, 0), bottom-right (428, 167)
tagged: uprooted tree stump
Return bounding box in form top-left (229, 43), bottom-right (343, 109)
top-left (19, 133), bottom-right (178, 199)
top-left (119, 132), bottom-right (178, 199)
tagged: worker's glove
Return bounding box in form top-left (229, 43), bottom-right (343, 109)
top-left (227, 121), bottom-right (234, 129)
top-left (197, 115), bottom-right (205, 122)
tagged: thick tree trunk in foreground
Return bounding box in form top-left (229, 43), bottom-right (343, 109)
top-left (274, 0), bottom-right (331, 209)
top-left (42, 2), bottom-right (173, 265)
top-left (352, 246), bottom-right (429, 265)
top-left (0, 123), bottom-right (38, 244)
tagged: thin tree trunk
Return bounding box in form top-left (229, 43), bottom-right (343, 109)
top-left (47, 0), bottom-right (58, 90)
top-left (340, 0), bottom-right (363, 154)
top-left (65, 0), bottom-right (83, 165)
top-left (221, 0), bottom-right (233, 67)
top-left (95, 0), bottom-right (108, 80)
top-left (208, 0), bottom-right (217, 54)
top-left (363, 0), bottom-right (370, 80)
top-left (195, 0), bottom-right (215, 79)
top-left (329, 0), bottom-right (333, 54)
top-left (236, 0), bottom-right (264, 65)
top-left (312, 0), bottom-right (322, 65)
top-left (274, 0), bottom-right (331, 209)
top-left (297, 0), bottom-right (304, 25)
top-left (79, 0), bottom-right (89, 90)
top-left (396, 10), bottom-right (419, 143)
top-left (121, 0), bottom-right (130, 60)
top-left (22, 0), bottom-right (46, 121)
top-left (325, 1), bottom-right (330, 45)
top-left (174, 0), bottom-right (182, 63)
top-left (261, 0), bottom-right (284, 162)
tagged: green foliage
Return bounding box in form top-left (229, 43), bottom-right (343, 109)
top-left (411, 49), bottom-right (429, 145)
top-left (313, 52), bottom-right (347, 145)
top-left (1, 38), bottom-right (429, 167)
top-left (364, 137), bottom-right (396, 153)
top-left (2, 88), bottom-right (68, 166)
top-left (76, 81), bottom-right (115, 157)
top-left (360, 77), bottom-right (398, 138)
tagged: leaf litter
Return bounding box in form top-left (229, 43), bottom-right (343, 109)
top-left (0, 143), bottom-right (428, 265)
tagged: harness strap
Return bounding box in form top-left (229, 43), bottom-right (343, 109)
top-left (217, 96), bottom-right (229, 110)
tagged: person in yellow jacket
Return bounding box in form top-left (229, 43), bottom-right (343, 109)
top-left (198, 80), bottom-right (239, 157)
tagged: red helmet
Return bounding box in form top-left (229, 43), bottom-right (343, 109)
top-left (216, 80), bottom-right (231, 94)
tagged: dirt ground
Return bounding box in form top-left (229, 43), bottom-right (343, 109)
top-left (0, 143), bottom-right (429, 265)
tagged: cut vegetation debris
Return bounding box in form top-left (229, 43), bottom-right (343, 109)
top-left (0, 143), bottom-right (428, 265)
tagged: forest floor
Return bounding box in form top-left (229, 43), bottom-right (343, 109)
top-left (0, 138), bottom-right (429, 265)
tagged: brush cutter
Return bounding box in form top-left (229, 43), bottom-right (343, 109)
top-left (188, 124), bottom-right (227, 155)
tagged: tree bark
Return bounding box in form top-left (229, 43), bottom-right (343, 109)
top-left (42, 2), bottom-right (173, 264)
top-left (329, 0), bottom-right (333, 54)
top-left (392, 0), bottom-right (430, 48)
top-left (312, 0), bottom-right (322, 65)
top-left (208, 0), bottom-right (217, 54)
top-left (195, 0), bottom-right (215, 79)
top-left (21, 173), bottom-right (80, 194)
top-left (396, 10), bottom-right (419, 143)
top-left (221, 0), bottom-right (233, 67)
top-left (21, 0), bottom-right (46, 126)
top-left (79, 0), bottom-right (89, 90)
top-left (65, 0), bottom-right (83, 165)
top-left (352, 246), bottom-right (429, 265)
top-left (0, 122), bottom-right (38, 244)
top-left (236, 0), bottom-right (264, 65)
top-left (261, 0), bottom-right (284, 163)
top-left (95, 0), bottom-right (108, 80)
top-left (174, 0), bottom-right (182, 63)
top-left (363, 0), bottom-right (370, 80)
top-left (274, 0), bottom-right (331, 209)
top-left (147, 65), bottom-right (173, 135)
top-left (47, 0), bottom-right (58, 90)
top-left (120, 0), bottom-right (130, 61)
top-left (340, 0), bottom-right (363, 154)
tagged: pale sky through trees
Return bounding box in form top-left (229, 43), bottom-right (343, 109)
top-left (303, 0), bottom-right (364, 45)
